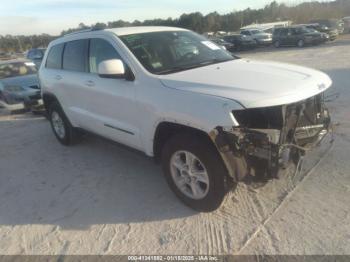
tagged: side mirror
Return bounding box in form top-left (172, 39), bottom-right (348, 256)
top-left (98, 59), bottom-right (125, 79)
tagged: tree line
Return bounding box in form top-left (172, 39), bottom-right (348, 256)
top-left (1, 0), bottom-right (349, 53)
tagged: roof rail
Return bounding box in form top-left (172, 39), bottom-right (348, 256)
top-left (63, 26), bottom-right (104, 37)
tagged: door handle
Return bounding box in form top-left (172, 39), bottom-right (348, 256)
top-left (85, 80), bottom-right (95, 87)
top-left (55, 75), bottom-right (62, 80)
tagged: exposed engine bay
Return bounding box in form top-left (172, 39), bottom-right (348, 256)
top-left (210, 93), bottom-right (332, 182)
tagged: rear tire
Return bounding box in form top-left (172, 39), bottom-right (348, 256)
top-left (49, 102), bottom-right (81, 146)
top-left (161, 133), bottom-right (235, 212)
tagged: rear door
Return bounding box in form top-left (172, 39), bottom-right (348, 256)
top-left (60, 39), bottom-right (93, 126)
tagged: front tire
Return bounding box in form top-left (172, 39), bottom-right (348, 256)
top-left (49, 102), bottom-right (81, 146)
top-left (161, 134), bottom-right (234, 212)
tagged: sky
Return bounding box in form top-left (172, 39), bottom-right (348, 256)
top-left (0, 0), bottom-right (329, 35)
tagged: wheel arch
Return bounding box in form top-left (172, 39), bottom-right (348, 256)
top-left (153, 121), bottom-right (217, 163)
top-left (42, 92), bottom-right (60, 112)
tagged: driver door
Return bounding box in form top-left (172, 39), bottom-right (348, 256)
top-left (80, 37), bottom-right (142, 150)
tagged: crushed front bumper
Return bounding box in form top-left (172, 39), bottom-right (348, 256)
top-left (210, 94), bottom-right (333, 181)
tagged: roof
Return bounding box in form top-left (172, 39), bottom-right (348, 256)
top-left (241, 21), bottom-right (292, 30)
top-left (106, 26), bottom-right (188, 36)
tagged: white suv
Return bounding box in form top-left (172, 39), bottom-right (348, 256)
top-left (39, 26), bottom-right (332, 211)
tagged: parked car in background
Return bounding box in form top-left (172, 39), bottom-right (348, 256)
top-left (0, 52), bottom-right (11, 61)
top-left (26, 48), bottom-right (46, 68)
top-left (208, 37), bottom-right (235, 52)
top-left (40, 26), bottom-right (332, 211)
top-left (343, 17), bottom-right (350, 33)
top-left (273, 26), bottom-right (324, 48)
top-left (0, 59), bottom-right (42, 112)
top-left (304, 23), bottom-right (338, 41)
top-left (310, 19), bottom-right (344, 35)
top-left (240, 29), bottom-right (273, 46)
top-left (223, 34), bottom-right (257, 51)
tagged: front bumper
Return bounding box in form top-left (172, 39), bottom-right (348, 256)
top-left (210, 94), bottom-right (332, 181)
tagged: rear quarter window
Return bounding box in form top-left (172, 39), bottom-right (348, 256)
top-left (46, 44), bottom-right (64, 69)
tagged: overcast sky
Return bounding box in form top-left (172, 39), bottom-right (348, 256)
top-left (0, 0), bottom-right (329, 35)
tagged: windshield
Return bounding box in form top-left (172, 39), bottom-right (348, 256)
top-left (120, 31), bottom-right (234, 75)
top-left (0, 61), bottom-right (37, 79)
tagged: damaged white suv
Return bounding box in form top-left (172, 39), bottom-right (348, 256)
top-left (39, 27), bottom-right (332, 211)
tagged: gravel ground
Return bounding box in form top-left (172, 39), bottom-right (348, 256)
top-left (0, 36), bottom-right (349, 255)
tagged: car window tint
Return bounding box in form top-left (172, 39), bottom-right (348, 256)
top-left (89, 38), bottom-right (121, 74)
top-left (63, 40), bottom-right (89, 72)
top-left (280, 29), bottom-right (289, 36)
top-left (46, 44), bottom-right (64, 69)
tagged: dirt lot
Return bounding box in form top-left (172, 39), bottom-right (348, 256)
top-left (0, 36), bottom-right (350, 255)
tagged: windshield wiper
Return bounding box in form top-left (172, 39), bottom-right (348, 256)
top-left (157, 58), bottom-right (233, 75)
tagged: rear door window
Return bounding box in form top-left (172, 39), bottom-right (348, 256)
top-left (63, 39), bottom-right (89, 72)
top-left (89, 38), bottom-right (121, 74)
top-left (46, 44), bottom-right (64, 69)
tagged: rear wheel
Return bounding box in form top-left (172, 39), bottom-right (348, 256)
top-left (161, 134), bottom-right (235, 212)
top-left (49, 102), bottom-right (81, 145)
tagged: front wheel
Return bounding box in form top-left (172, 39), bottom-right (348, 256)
top-left (49, 102), bottom-right (81, 146)
top-left (161, 134), bottom-right (234, 212)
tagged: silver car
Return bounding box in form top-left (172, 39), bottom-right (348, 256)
top-left (241, 29), bottom-right (273, 46)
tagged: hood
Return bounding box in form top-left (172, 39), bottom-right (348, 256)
top-left (0, 74), bottom-right (39, 90)
top-left (158, 59), bottom-right (332, 108)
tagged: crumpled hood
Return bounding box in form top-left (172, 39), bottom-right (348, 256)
top-left (158, 59), bottom-right (332, 108)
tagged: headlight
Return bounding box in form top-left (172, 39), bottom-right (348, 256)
top-left (4, 85), bottom-right (25, 92)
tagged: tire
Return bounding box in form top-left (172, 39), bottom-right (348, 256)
top-left (297, 39), bottom-right (305, 48)
top-left (49, 101), bottom-right (81, 146)
top-left (161, 133), bottom-right (234, 212)
top-left (274, 40), bottom-right (281, 48)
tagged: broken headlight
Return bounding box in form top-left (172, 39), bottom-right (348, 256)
top-left (232, 106), bottom-right (283, 129)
